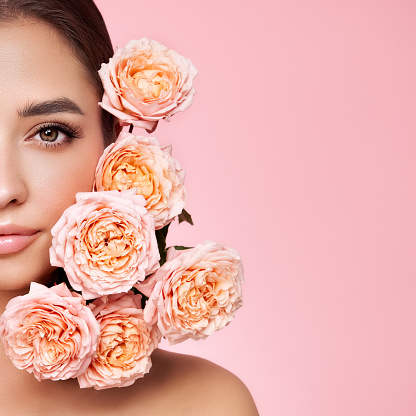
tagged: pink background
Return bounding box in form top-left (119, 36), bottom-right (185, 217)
top-left (96, 1), bottom-right (416, 414)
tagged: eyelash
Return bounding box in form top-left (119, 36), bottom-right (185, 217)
top-left (29, 122), bottom-right (84, 148)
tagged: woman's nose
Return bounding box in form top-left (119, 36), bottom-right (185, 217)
top-left (0, 148), bottom-right (28, 209)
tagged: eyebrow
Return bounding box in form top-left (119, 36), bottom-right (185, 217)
top-left (18, 97), bottom-right (85, 117)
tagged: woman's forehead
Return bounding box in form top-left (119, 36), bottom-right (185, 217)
top-left (0, 19), bottom-right (96, 109)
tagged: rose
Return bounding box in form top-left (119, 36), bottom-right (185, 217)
top-left (98, 37), bottom-right (198, 132)
top-left (0, 282), bottom-right (99, 381)
top-left (50, 189), bottom-right (160, 300)
top-left (94, 132), bottom-right (186, 230)
top-left (137, 241), bottom-right (244, 345)
top-left (77, 293), bottom-right (161, 390)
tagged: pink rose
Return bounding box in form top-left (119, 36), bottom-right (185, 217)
top-left (98, 38), bottom-right (198, 132)
top-left (50, 189), bottom-right (160, 300)
top-left (94, 133), bottom-right (186, 229)
top-left (0, 283), bottom-right (99, 381)
top-left (77, 293), bottom-right (161, 390)
top-left (138, 241), bottom-right (244, 345)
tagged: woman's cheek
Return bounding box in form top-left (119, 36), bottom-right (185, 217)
top-left (25, 134), bottom-right (105, 229)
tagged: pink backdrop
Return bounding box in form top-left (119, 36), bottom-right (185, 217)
top-left (95, 1), bottom-right (416, 414)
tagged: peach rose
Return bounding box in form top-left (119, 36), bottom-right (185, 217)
top-left (98, 38), bottom-right (198, 132)
top-left (94, 133), bottom-right (186, 230)
top-left (0, 283), bottom-right (99, 381)
top-left (77, 293), bottom-right (161, 389)
top-left (50, 189), bottom-right (160, 300)
top-left (138, 241), bottom-right (244, 345)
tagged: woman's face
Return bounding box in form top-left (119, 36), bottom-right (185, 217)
top-left (0, 20), bottom-right (106, 290)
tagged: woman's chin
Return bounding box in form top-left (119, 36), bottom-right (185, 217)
top-left (0, 235), bottom-right (56, 292)
top-left (0, 258), bottom-right (56, 291)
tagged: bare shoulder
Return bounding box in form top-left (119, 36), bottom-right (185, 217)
top-left (140, 348), bottom-right (259, 416)
top-left (78, 348), bottom-right (258, 416)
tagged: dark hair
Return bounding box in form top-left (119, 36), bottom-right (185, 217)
top-left (0, 0), bottom-right (116, 144)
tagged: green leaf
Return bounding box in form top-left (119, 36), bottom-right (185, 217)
top-left (178, 209), bottom-right (194, 225)
top-left (155, 223), bottom-right (171, 265)
top-left (131, 286), bottom-right (140, 295)
top-left (173, 245), bottom-right (193, 251)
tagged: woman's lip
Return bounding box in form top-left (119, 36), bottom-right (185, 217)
top-left (0, 224), bottom-right (39, 236)
top-left (0, 230), bottom-right (40, 255)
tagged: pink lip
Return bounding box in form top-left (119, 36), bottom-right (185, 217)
top-left (0, 225), bottom-right (40, 255)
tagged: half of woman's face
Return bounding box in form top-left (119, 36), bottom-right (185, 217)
top-left (0, 20), bottom-right (106, 290)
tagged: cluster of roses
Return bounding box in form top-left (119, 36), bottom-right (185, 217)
top-left (0, 38), bottom-right (244, 390)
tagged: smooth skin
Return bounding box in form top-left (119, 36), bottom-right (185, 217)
top-left (0, 20), bottom-right (259, 415)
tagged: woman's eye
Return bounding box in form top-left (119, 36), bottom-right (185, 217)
top-left (27, 122), bottom-right (83, 148)
top-left (36, 127), bottom-right (65, 142)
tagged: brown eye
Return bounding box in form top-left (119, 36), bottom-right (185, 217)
top-left (39, 128), bottom-right (59, 142)
top-left (29, 122), bottom-right (83, 148)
